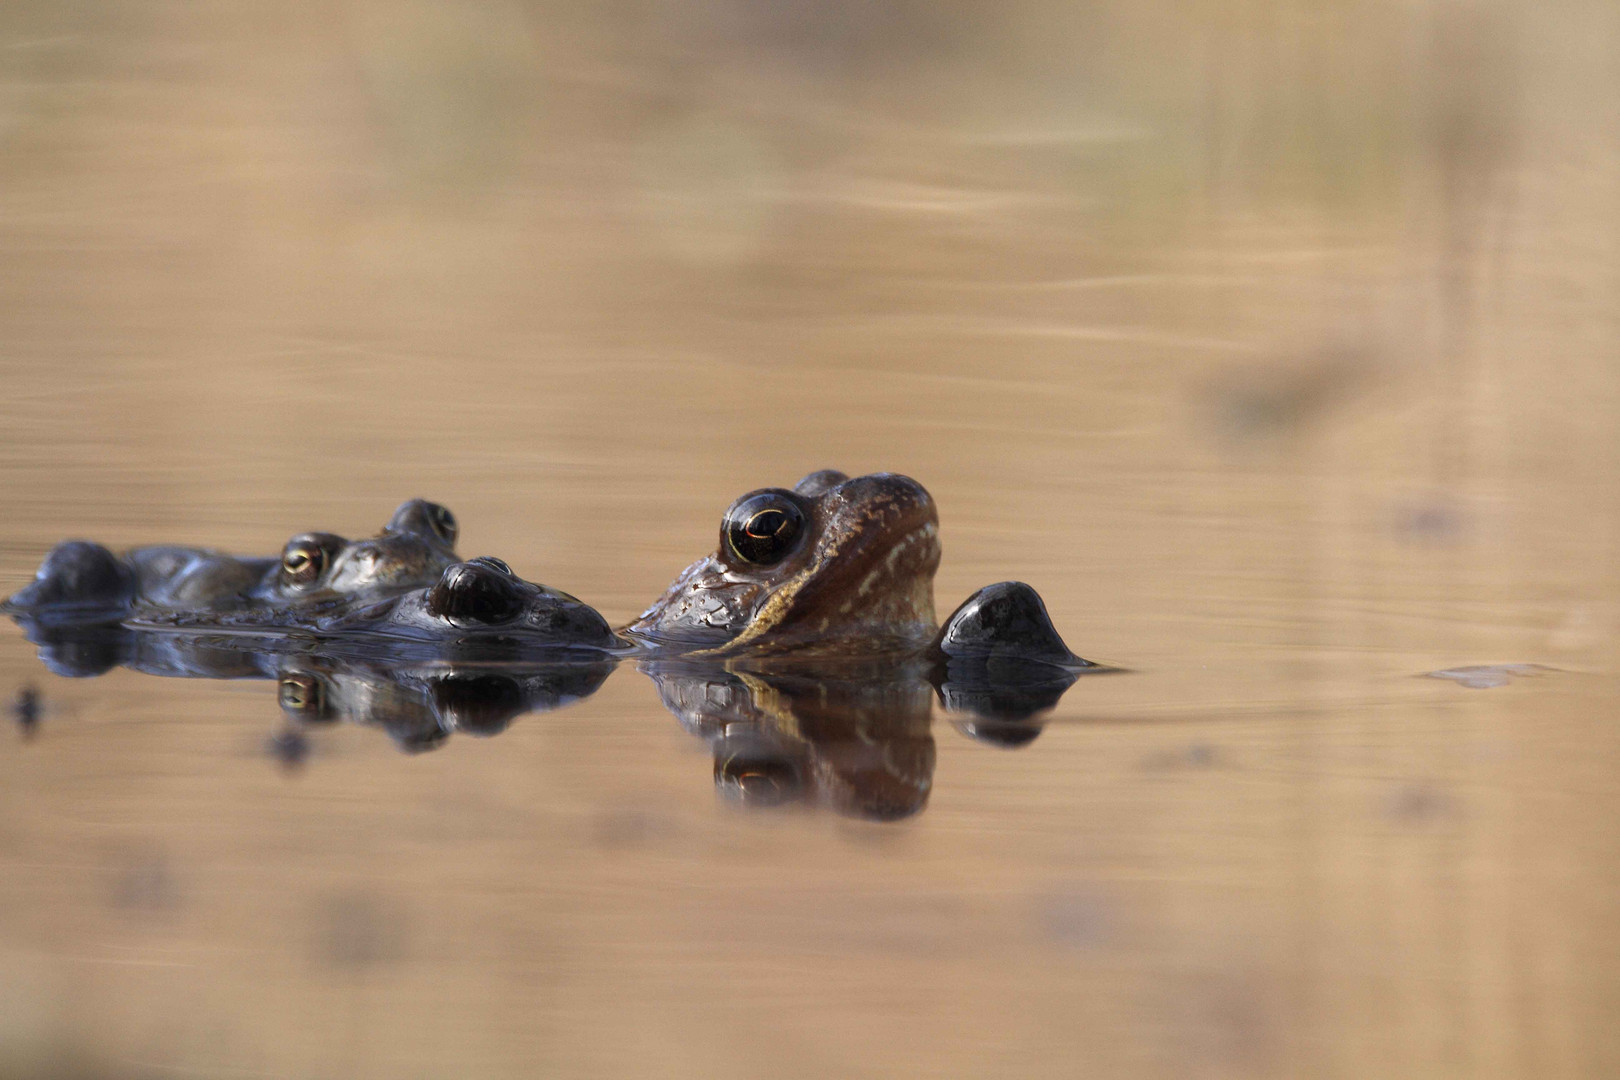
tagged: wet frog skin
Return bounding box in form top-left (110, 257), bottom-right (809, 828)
top-left (6, 502), bottom-right (618, 656)
top-left (8, 471), bottom-right (1099, 668)
top-left (625, 469), bottom-right (1096, 671)
top-left (625, 470), bottom-right (943, 656)
top-left (5, 499), bottom-right (460, 627)
top-left (50, 557), bottom-right (621, 660)
top-left (311, 556), bottom-right (621, 657)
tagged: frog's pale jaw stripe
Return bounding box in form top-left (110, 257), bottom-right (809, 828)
top-left (706, 519), bottom-right (939, 656)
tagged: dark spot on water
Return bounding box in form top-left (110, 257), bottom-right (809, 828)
top-left (267, 727), bottom-right (309, 771)
top-left (14, 684), bottom-right (39, 739)
top-left (1035, 887), bottom-right (1112, 948)
top-left (1397, 498), bottom-right (1466, 541)
top-left (1206, 348), bottom-right (1370, 442)
top-left (1142, 741), bottom-right (1220, 770)
top-left (1161, 968), bottom-right (1277, 1075)
top-left (1387, 783), bottom-right (1453, 824)
top-left (593, 807), bottom-right (675, 850)
top-left (104, 845), bottom-right (181, 916)
top-left (312, 892), bottom-right (408, 972)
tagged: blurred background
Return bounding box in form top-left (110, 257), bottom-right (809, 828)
top-left (1, 0), bottom-right (1617, 1076)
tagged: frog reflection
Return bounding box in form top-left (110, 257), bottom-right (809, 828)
top-left (275, 653), bottom-right (613, 753)
top-left (5, 618), bottom-right (614, 755)
top-left (9, 607), bottom-right (1096, 809)
top-left (649, 660), bottom-right (937, 820)
top-left (644, 642), bottom-right (1099, 821)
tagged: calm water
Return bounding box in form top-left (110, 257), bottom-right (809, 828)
top-left (2, 2), bottom-right (1618, 1077)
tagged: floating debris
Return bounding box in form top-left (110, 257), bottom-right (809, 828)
top-left (1424, 663), bottom-right (1551, 689)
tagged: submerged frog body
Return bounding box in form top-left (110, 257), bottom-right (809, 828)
top-left (312, 556), bottom-right (621, 656)
top-left (9, 471), bottom-right (1098, 674)
top-left (5, 499), bottom-right (460, 627)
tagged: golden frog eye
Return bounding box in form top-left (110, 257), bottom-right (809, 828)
top-left (428, 504), bottom-right (457, 545)
top-left (722, 490), bottom-right (806, 566)
top-left (279, 533), bottom-right (341, 588)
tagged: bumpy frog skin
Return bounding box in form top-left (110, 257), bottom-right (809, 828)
top-left (7, 472), bottom-right (1095, 669)
top-left (274, 498), bottom-right (461, 601)
top-left (313, 556), bottom-right (620, 654)
top-left (623, 468), bottom-right (1097, 670)
top-left (4, 498), bottom-right (460, 627)
top-left (624, 470), bottom-right (943, 656)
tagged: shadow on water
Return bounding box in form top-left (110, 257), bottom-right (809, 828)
top-left (6, 615), bottom-right (1111, 822)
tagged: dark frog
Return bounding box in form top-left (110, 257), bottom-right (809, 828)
top-left (264, 499), bottom-right (461, 605)
top-left (312, 556), bottom-right (621, 656)
top-left (4, 499), bottom-right (460, 628)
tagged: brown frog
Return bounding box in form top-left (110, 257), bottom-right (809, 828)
top-left (625, 468), bottom-right (1093, 672)
top-left (623, 470), bottom-right (942, 656)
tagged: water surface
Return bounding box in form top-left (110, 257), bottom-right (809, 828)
top-left (2, 1), bottom-right (1618, 1076)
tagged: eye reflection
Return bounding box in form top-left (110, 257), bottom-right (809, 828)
top-left (278, 672), bottom-right (328, 719)
top-left (715, 745), bottom-right (804, 807)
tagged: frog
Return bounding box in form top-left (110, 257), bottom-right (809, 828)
top-left (624, 469), bottom-right (1094, 672)
top-left (308, 555), bottom-right (621, 657)
top-left (623, 470), bottom-right (943, 656)
top-left (5, 498), bottom-right (460, 627)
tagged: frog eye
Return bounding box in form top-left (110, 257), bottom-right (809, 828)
top-left (723, 490), bottom-right (806, 566)
top-left (278, 672), bottom-right (325, 716)
top-left (467, 555), bottom-right (511, 575)
top-left (280, 534), bottom-right (339, 587)
top-left (427, 504), bottom-right (457, 545)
